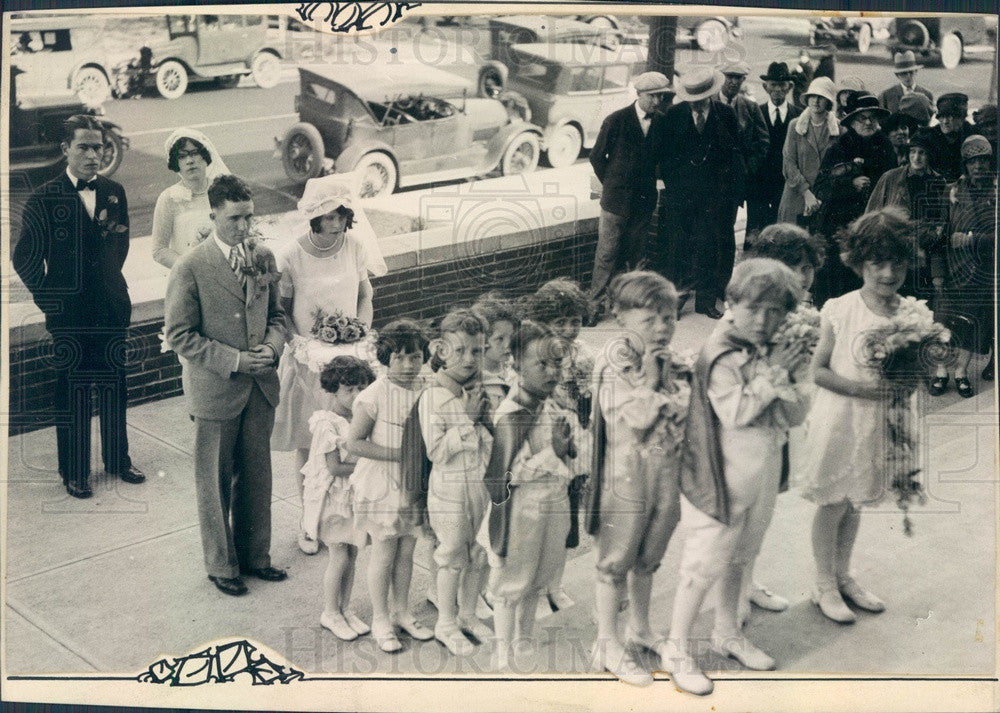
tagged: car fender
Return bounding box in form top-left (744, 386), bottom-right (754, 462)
top-left (67, 58), bottom-right (112, 90)
top-left (480, 60), bottom-right (508, 82)
top-left (483, 120), bottom-right (542, 164)
top-left (245, 45), bottom-right (283, 67)
top-left (333, 140), bottom-right (397, 174)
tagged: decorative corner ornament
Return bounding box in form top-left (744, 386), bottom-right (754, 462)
top-left (293, 2), bottom-right (422, 35)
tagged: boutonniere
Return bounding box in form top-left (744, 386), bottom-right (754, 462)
top-left (853, 157), bottom-right (865, 166)
top-left (95, 206), bottom-right (128, 240)
top-left (238, 238), bottom-right (282, 294)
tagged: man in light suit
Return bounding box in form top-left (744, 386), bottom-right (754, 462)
top-left (13, 114), bottom-right (145, 499)
top-left (588, 71), bottom-right (674, 302)
top-left (165, 174), bottom-right (288, 596)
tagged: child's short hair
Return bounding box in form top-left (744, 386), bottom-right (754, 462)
top-left (608, 270), bottom-right (678, 315)
top-left (471, 292), bottom-right (520, 334)
top-left (725, 258), bottom-right (802, 312)
top-left (375, 319), bottom-right (431, 366)
top-left (522, 278), bottom-right (591, 324)
top-left (838, 207), bottom-right (916, 271)
top-left (437, 307), bottom-right (488, 337)
top-left (509, 320), bottom-right (555, 366)
top-left (319, 355), bottom-right (376, 394)
top-left (748, 223), bottom-right (826, 270)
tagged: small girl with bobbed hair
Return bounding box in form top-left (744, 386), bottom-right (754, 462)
top-left (801, 207), bottom-right (916, 625)
top-left (347, 319), bottom-right (434, 652)
top-left (302, 356), bottom-right (376, 641)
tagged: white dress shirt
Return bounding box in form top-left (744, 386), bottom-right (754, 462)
top-left (67, 168), bottom-right (95, 219)
top-left (634, 100), bottom-right (651, 136)
top-left (767, 100), bottom-right (789, 125)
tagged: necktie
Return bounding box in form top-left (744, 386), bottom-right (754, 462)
top-left (773, 107), bottom-right (781, 125)
top-left (229, 243), bottom-right (249, 293)
top-left (694, 109), bottom-right (705, 134)
top-left (75, 178), bottom-right (97, 191)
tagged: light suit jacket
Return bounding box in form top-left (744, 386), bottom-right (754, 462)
top-left (164, 234), bottom-right (287, 421)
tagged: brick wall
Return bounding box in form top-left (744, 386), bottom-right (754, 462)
top-left (7, 228), bottom-right (598, 436)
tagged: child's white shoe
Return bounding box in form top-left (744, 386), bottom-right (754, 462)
top-left (710, 634), bottom-right (776, 671)
top-left (839, 578), bottom-right (885, 613)
top-left (657, 639), bottom-right (713, 696)
top-left (372, 621), bottom-right (403, 653)
top-left (435, 623), bottom-right (475, 656)
top-left (624, 623), bottom-right (666, 655)
top-left (320, 612), bottom-right (358, 641)
top-left (548, 588), bottom-right (575, 611)
top-left (535, 597), bottom-right (554, 620)
top-left (343, 610), bottom-right (370, 636)
top-left (749, 583), bottom-right (789, 612)
top-left (812, 586), bottom-right (857, 624)
top-left (298, 531), bottom-right (319, 555)
top-left (459, 616), bottom-right (494, 643)
top-left (591, 643), bottom-right (653, 687)
top-left (393, 611), bottom-right (434, 641)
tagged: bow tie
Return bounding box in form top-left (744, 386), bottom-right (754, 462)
top-left (643, 112), bottom-right (653, 121)
top-left (75, 178), bottom-right (97, 191)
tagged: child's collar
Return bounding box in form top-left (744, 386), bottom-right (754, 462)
top-left (434, 369), bottom-right (472, 398)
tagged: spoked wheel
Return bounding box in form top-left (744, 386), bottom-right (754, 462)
top-left (501, 132), bottom-right (540, 175)
top-left (281, 123), bottom-right (324, 183)
top-left (354, 152), bottom-right (397, 198)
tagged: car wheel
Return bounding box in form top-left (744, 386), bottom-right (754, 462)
top-left (251, 52), bottom-right (281, 89)
top-left (354, 152), bottom-right (397, 198)
top-left (74, 67), bottom-right (111, 107)
top-left (215, 74), bottom-right (241, 89)
top-left (940, 32), bottom-right (963, 69)
top-left (281, 123), bottom-right (324, 183)
top-left (501, 132), bottom-right (540, 175)
top-left (898, 20), bottom-right (930, 50)
top-left (498, 90), bottom-right (531, 123)
top-left (543, 125), bottom-right (582, 168)
top-left (695, 19), bottom-right (728, 53)
top-left (156, 60), bottom-right (188, 99)
top-left (98, 130), bottom-right (125, 177)
top-left (478, 66), bottom-right (504, 99)
top-left (856, 23), bottom-right (872, 54)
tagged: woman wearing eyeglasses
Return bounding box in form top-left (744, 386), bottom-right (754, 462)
top-left (152, 128), bottom-right (230, 269)
top-left (810, 92), bottom-right (897, 306)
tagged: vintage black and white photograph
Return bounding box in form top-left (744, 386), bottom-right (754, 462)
top-left (3, 2), bottom-right (998, 710)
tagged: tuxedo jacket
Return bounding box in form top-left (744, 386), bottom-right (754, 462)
top-left (749, 101), bottom-right (802, 199)
top-left (589, 104), bottom-right (661, 216)
top-left (164, 235), bottom-right (287, 421)
top-left (13, 173), bottom-right (131, 331)
top-left (878, 84), bottom-right (934, 115)
top-left (657, 100), bottom-right (744, 204)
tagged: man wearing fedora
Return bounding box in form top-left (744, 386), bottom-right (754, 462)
top-left (746, 61), bottom-right (801, 236)
top-left (657, 67), bottom-right (743, 319)
top-left (921, 93), bottom-right (978, 183)
top-left (878, 51), bottom-right (933, 115)
top-left (589, 71), bottom-right (674, 302)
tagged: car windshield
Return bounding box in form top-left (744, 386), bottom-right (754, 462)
top-left (513, 58), bottom-right (561, 87)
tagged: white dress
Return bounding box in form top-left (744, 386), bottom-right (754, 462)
top-left (271, 234), bottom-right (374, 451)
top-left (349, 376), bottom-right (423, 541)
top-left (800, 291), bottom-right (910, 506)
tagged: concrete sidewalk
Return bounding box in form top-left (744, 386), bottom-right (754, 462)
top-left (3, 314), bottom-right (996, 677)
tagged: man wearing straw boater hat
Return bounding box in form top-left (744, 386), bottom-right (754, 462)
top-left (878, 50), bottom-right (933, 115)
top-left (746, 61), bottom-right (801, 236)
top-left (589, 71), bottom-right (675, 303)
top-left (657, 67), bottom-right (742, 320)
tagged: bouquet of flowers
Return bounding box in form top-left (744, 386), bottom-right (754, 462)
top-left (770, 303), bottom-right (821, 355)
top-left (310, 307), bottom-right (370, 345)
top-left (860, 296), bottom-right (950, 535)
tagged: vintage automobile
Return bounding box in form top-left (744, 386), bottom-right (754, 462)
top-left (499, 41), bottom-right (648, 167)
top-left (121, 14), bottom-right (285, 99)
top-left (677, 16), bottom-right (741, 54)
top-left (9, 66), bottom-right (129, 183)
top-left (276, 65), bottom-right (543, 198)
top-left (888, 16), bottom-right (997, 69)
top-left (810, 17), bottom-right (893, 54)
top-left (9, 15), bottom-right (117, 107)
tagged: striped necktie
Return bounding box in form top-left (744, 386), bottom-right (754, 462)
top-left (228, 243), bottom-right (249, 294)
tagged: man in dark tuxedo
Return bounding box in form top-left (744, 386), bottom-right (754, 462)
top-left (746, 62), bottom-right (802, 237)
top-left (658, 68), bottom-right (743, 319)
top-left (588, 71), bottom-right (674, 302)
top-left (164, 174), bottom-right (288, 596)
top-left (13, 114), bottom-right (145, 499)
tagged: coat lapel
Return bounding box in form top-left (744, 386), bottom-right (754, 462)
top-left (63, 173), bottom-right (96, 226)
top-left (202, 233), bottom-right (247, 303)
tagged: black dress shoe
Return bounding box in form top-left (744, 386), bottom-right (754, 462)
top-left (696, 306), bottom-right (724, 320)
top-left (955, 377), bottom-right (975, 398)
top-left (927, 376), bottom-right (949, 396)
top-left (113, 465), bottom-right (146, 484)
top-left (209, 575), bottom-right (248, 596)
top-left (240, 566), bottom-right (288, 582)
top-left (66, 481), bottom-right (93, 499)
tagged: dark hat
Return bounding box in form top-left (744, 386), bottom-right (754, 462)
top-left (897, 92), bottom-right (933, 127)
top-left (759, 61), bottom-right (794, 83)
top-left (842, 92), bottom-right (890, 126)
top-left (973, 103), bottom-right (997, 127)
top-left (908, 131), bottom-right (935, 153)
top-left (936, 92), bottom-right (969, 118)
top-left (883, 112), bottom-right (919, 133)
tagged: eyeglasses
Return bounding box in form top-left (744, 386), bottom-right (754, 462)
top-left (177, 149), bottom-right (203, 160)
top-left (854, 113), bottom-right (879, 125)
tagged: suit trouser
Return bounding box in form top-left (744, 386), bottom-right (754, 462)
top-left (669, 198), bottom-right (734, 309)
top-left (194, 383), bottom-right (275, 579)
top-left (51, 329), bottom-right (131, 486)
top-left (589, 205), bottom-right (654, 300)
top-left (745, 192), bottom-right (782, 237)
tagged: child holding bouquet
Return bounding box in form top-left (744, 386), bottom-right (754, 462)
top-left (801, 207), bottom-right (947, 624)
top-left (472, 292), bottom-right (519, 412)
top-left (301, 356), bottom-right (375, 641)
